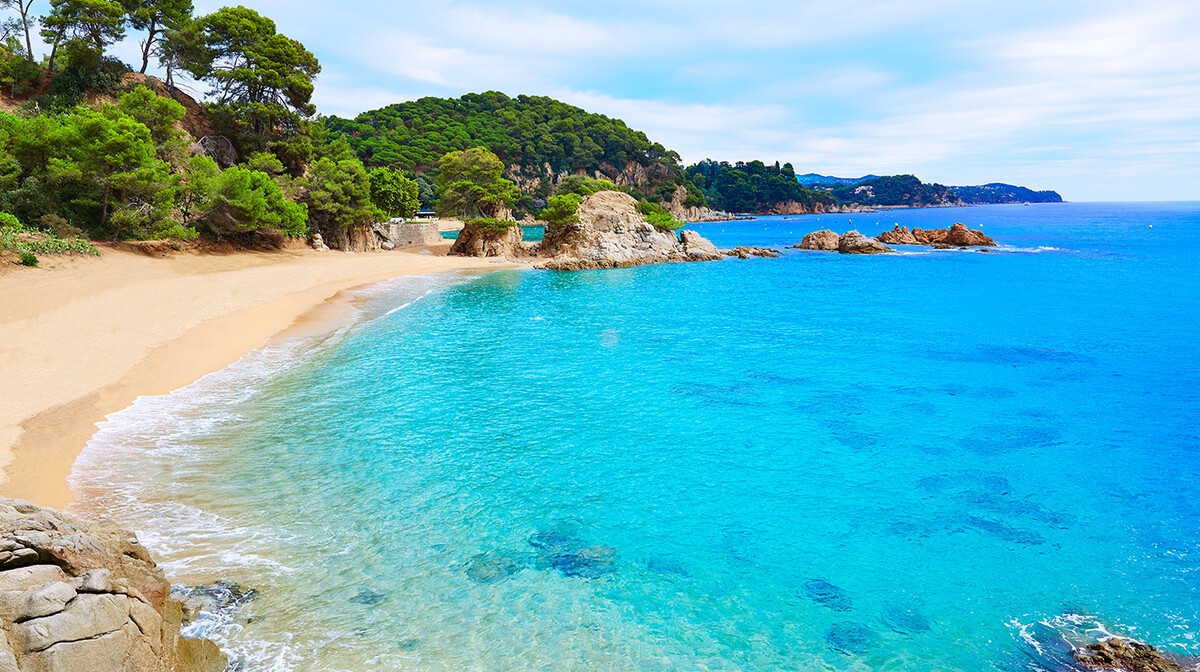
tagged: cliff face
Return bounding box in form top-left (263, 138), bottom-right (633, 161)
top-left (538, 191), bottom-right (721, 271)
top-left (0, 498), bottom-right (225, 672)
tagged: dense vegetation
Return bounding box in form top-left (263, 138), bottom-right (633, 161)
top-left (685, 160), bottom-right (835, 213)
top-left (951, 183), bottom-right (1063, 204)
top-left (322, 93), bottom-right (707, 209)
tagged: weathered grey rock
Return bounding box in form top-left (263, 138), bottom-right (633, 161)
top-left (0, 498), bottom-right (225, 672)
top-left (310, 232), bottom-right (329, 251)
top-left (837, 231), bottom-right (894, 255)
top-left (680, 230), bottom-right (723, 260)
top-left (798, 229), bottom-right (840, 250)
top-left (16, 582), bottom-right (77, 621)
top-left (538, 191), bottom-right (721, 270)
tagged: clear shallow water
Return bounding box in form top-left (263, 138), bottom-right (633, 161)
top-left (71, 203), bottom-right (1200, 671)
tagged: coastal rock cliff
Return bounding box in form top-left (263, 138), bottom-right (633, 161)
top-left (538, 191), bottom-right (722, 271)
top-left (0, 498), bottom-right (225, 672)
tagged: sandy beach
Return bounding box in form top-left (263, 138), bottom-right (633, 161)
top-left (0, 242), bottom-right (521, 510)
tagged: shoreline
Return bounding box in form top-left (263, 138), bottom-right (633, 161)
top-left (0, 243), bottom-right (523, 509)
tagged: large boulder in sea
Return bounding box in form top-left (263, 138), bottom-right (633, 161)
top-left (798, 229), bottom-right (840, 250)
top-left (0, 498), bottom-right (226, 672)
top-left (838, 230), bottom-right (894, 254)
top-left (538, 191), bottom-right (722, 270)
top-left (912, 223), bottom-right (996, 247)
top-left (449, 220), bottom-right (525, 258)
top-left (877, 225), bottom-right (919, 245)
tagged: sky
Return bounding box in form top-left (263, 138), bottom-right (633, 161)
top-left (35, 0), bottom-right (1200, 200)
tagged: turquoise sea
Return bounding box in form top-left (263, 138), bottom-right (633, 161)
top-left (70, 202), bottom-right (1200, 671)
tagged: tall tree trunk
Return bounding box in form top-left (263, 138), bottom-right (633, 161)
top-left (46, 37), bottom-right (60, 72)
top-left (102, 186), bottom-right (112, 236)
top-left (19, 1), bottom-right (33, 60)
top-left (138, 19), bottom-right (157, 74)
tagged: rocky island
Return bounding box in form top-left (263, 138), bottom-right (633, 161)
top-left (796, 223), bottom-right (996, 254)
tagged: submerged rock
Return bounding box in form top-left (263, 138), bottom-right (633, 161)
top-left (825, 621), bottom-right (880, 655)
top-left (798, 229), bottom-right (840, 250)
top-left (0, 497), bottom-right (226, 672)
top-left (527, 529), bottom-right (618, 579)
top-left (838, 231), bottom-right (894, 255)
top-left (465, 551), bottom-right (528, 585)
top-left (350, 589), bottom-right (389, 606)
top-left (879, 602), bottom-right (932, 634)
top-left (803, 578), bottom-right (853, 612)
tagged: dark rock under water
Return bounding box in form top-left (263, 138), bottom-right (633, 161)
top-left (880, 602), bottom-right (932, 634)
top-left (466, 551), bottom-right (529, 584)
top-left (804, 578), bottom-right (853, 612)
top-left (826, 621), bottom-right (880, 655)
top-left (350, 588), bottom-right (389, 606)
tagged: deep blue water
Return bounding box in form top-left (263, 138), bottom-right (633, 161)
top-left (72, 203), bottom-right (1200, 671)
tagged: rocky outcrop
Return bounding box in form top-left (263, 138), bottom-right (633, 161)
top-left (1074, 638), bottom-right (1196, 672)
top-left (911, 222), bottom-right (996, 247)
top-left (838, 231), bottom-right (894, 255)
top-left (876, 225), bottom-right (920, 245)
top-left (797, 229), bottom-right (840, 250)
top-left (449, 221), bottom-right (524, 258)
top-left (537, 191), bottom-right (722, 271)
top-left (0, 498), bottom-right (225, 672)
top-left (724, 246), bottom-right (781, 259)
top-left (679, 230), bottom-right (723, 260)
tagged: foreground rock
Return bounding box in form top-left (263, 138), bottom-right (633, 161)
top-left (537, 191), bottom-right (722, 271)
top-left (0, 498), bottom-right (225, 672)
top-left (911, 222), bottom-right (996, 247)
top-left (449, 221), bottom-right (524, 258)
top-left (1074, 638), bottom-right (1196, 672)
top-left (838, 231), bottom-right (894, 255)
top-left (796, 229), bottom-right (839, 250)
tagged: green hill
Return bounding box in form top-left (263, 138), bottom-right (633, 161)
top-left (322, 92), bottom-right (700, 205)
top-left (951, 183), bottom-right (1063, 204)
top-left (825, 174), bottom-right (962, 208)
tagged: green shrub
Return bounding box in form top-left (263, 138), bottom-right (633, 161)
top-left (18, 251), bottom-right (37, 266)
top-left (556, 175), bottom-right (619, 197)
top-left (470, 217), bottom-right (516, 232)
top-left (0, 212), bottom-right (18, 228)
top-left (0, 220), bottom-right (99, 256)
top-left (539, 193), bottom-right (580, 226)
top-left (636, 201), bottom-right (684, 230)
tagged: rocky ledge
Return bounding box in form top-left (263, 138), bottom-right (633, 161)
top-left (0, 498), bottom-right (225, 672)
top-left (536, 191), bottom-right (722, 271)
